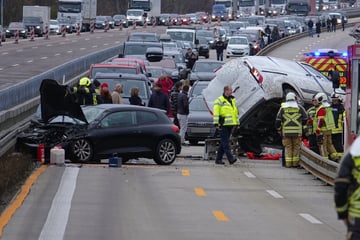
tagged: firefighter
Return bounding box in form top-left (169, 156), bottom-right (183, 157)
top-left (305, 94), bottom-right (320, 155)
top-left (72, 77), bottom-right (97, 105)
top-left (331, 93), bottom-right (345, 154)
top-left (313, 92), bottom-right (340, 161)
top-left (334, 136), bottom-right (360, 240)
top-left (275, 92), bottom-right (307, 168)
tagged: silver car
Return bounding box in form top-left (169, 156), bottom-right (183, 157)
top-left (202, 56), bottom-right (340, 154)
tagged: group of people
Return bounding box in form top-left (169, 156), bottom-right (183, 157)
top-left (307, 15), bottom-right (345, 38)
top-left (275, 91), bottom-right (345, 168)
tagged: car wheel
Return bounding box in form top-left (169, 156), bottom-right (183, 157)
top-left (71, 139), bottom-right (93, 162)
top-left (205, 54), bottom-right (209, 59)
top-left (153, 139), bottom-right (177, 165)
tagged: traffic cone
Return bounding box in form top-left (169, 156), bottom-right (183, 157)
top-left (0, 32), bottom-right (2, 46)
top-left (133, 20), bottom-right (136, 29)
top-left (90, 21), bottom-right (95, 33)
top-left (14, 30), bottom-right (19, 44)
top-left (119, 22), bottom-right (123, 31)
top-left (61, 25), bottom-right (66, 37)
top-left (44, 24), bottom-right (49, 40)
top-left (76, 23), bottom-right (81, 36)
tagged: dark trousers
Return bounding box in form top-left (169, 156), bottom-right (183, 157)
top-left (216, 126), bottom-right (234, 162)
top-left (216, 51), bottom-right (223, 61)
top-left (332, 133), bottom-right (344, 153)
top-left (308, 134), bottom-right (320, 155)
top-left (347, 217), bottom-right (360, 240)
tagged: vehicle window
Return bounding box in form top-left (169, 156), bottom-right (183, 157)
top-left (100, 111), bottom-right (135, 128)
top-left (147, 68), bottom-right (164, 78)
top-left (97, 79), bottom-right (149, 99)
top-left (91, 67), bottom-right (137, 77)
top-left (193, 62), bottom-right (223, 72)
top-left (301, 64), bottom-right (332, 82)
top-left (190, 84), bottom-right (208, 98)
top-left (230, 38), bottom-right (247, 45)
top-left (83, 107), bottom-right (104, 123)
top-left (136, 111), bottom-right (158, 124)
top-left (128, 35), bottom-right (157, 42)
top-left (189, 98), bottom-right (207, 111)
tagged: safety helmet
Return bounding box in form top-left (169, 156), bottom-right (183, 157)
top-left (314, 92), bottom-right (327, 102)
top-left (331, 92), bottom-right (342, 101)
top-left (79, 77), bottom-right (91, 87)
top-left (286, 92), bottom-right (296, 101)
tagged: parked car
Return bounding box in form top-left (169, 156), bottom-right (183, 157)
top-left (196, 37), bottom-right (210, 58)
top-left (88, 63), bottom-right (140, 79)
top-left (113, 14), bottom-right (128, 28)
top-left (186, 96), bottom-right (217, 145)
top-left (17, 79), bottom-right (181, 164)
top-left (95, 16), bottom-right (107, 29)
top-left (202, 56), bottom-right (342, 154)
top-left (104, 16), bottom-right (115, 29)
top-left (118, 41), bottom-right (163, 60)
top-left (0, 25), bottom-right (6, 41)
top-left (189, 80), bottom-right (210, 99)
top-left (57, 17), bottom-right (73, 33)
top-left (5, 22), bottom-right (28, 39)
top-left (226, 36), bottom-right (251, 58)
top-left (188, 59), bottom-right (224, 85)
top-left (22, 16), bottom-right (43, 37)
top-left (127, 32), bottom-right (159, 42)
top-left (49, 19), bottom-right (61, 35)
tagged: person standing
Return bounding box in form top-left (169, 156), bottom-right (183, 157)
top-left (111, 83), bottom-right (124, 104)
top-left (341, 15), bottom-right (345, 31)
top-left (185, 47), bottom-right (197, 70)
top-left (331, 15), bottom-right (337, 32)
top-left (148, 83), bottom-right (170, 114)
top-left (331, 93), bottom-right (345, 153)
top-left (305, 94), bottom-right (320, 155)
top-left (313, 92), bottom-right (340, 161)
top-left (307, 18), bottom-right (314, 37)
top-left (177, 85), bottom-right (190, 146)
top-left (315, 19), bottom-right (321, 38)
top-left (99, 82), bottom-right (112, 104)
top-left (129, 87), bottom-right (145, 106)
top-left (72, 77), bottom-right (96, 105)
top-left (334, 136), bottom-right (360, 240)
top-left (275, 92), bottom-right (307, 168)
top-left (213, 85), bottom-right (239, 165)
top-left (327, 17), bottom-right (331, 32)
top-left (265, 25), bottom-right (272, 44)
top-left (214, 37), bottom-right (226, 61)
top-left (170, 81), bottom-right (183, 128)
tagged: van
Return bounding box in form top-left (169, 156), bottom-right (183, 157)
top-left (126, 9), bottom-right (145, 26)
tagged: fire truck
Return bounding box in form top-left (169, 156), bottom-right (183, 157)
top-left (303, 48), bottom-right (348, 89)
top-left (344, 32), bottom-right (360, 150)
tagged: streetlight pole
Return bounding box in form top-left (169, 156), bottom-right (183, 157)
top-left (1, 0), bottom-right (3, 26)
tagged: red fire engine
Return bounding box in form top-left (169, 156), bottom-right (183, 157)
top-left (303, 48), bottom-right (348, 89)
top-left (343, 29), bottom-right (360, 150)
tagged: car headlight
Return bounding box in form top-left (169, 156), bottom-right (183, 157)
top-left (36, 26), bottom-right (40, 29)
top-left (5, 30), bottom-right (9, 33)
top-left (21, 30), bottom-right (25, 33)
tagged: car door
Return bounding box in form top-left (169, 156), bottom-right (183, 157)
top-left (89, 110), bottom-right (140, 156)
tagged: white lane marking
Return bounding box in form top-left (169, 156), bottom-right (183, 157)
top-left (103, 43), bottom-right (109, 46)
top-left (39, 167), bottom-right (79, 240)
top-left (54, 53), bottom-right (61, 56)
top-left (46, 44), bottom-right (52, 47)
top-left (40, 57), bottom-right (48, 60)
top-left (67, 50), bottom-right (73, 53)
top-left (16, 49), bottom-right (23, 52)
top-left (299, 213), bottom-right (323, 224)
top-left (266, 190), bottom-right (284, 199)
top-left (32, 46), bottom-right (38, 49)
top-left (92, 45), bottom-right (98, 48)
top-left (244, 171), bottom-right (256, 178)
top-left (2, 52), bottom-right (8, 55)
top-left (0, 68), bottom-right (3, 71)
top-left (27, 60), bottom-right (33, 63)
top-left (12, 64), bottom-right (19, 67)
top-left (80, 48), bottom-right (86, 50)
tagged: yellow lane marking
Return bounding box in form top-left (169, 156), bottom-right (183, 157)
top-left (194, 187), bottom-right (207, 197)
top-left (212, 210), bottom-right (229, 222)
top-left (181, 169), bottom-right (190, 176)
top-left (0, 165), bottom-right (47, 237)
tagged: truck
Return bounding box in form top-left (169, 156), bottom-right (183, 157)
top-left (57, 0), bottom-right (97, 32)
top-left (270, 0), bottom-right (287, 15)
top-left (214, 0), bottom-right (235, 20)
top-left (285, 0), bottom-right (311, 16)
top-left (22, 5), bottom-right (50, 37)
top-left (238, 0), bottom-right (256, 17)
top-left (128, 0), bottom-right (161, 25)
top-left (211, 4), bottom-right (228, 21)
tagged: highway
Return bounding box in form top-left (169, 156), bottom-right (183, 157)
top-left (0, 24), bottom-right (356, 239)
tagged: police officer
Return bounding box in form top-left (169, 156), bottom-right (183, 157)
top-left (334, 136), bottom-right (360, 240)
top-left (331, 93), bottom-right (345, 153)
top-left (275, 92), bottom-right (307, 168)
top-left (213, 85), bottom-right (239, 165)
top-left (313, 92), bottom-right (340, 161)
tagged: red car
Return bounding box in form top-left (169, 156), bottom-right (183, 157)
top-left (88, 63), bottom-right (140, 79)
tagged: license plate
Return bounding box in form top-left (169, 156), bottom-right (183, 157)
top-left (190, 128), bottom-right (211, 133)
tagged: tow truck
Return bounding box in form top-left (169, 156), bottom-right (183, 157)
top-left (303, 48), bottom-right (348, 89)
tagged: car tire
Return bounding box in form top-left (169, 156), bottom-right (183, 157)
top-left (71, 138), bottom-right (93, 162)
top-left (153, 139), bottom-right (177, 165)
top-left (205, 54), bottom-right (209, 59)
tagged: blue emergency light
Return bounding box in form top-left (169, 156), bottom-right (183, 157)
top-left (314, 51), bottom-right (320, 57)
top-left (342, 52), bottom-right (348, 57)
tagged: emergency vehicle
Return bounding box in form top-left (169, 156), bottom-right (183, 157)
top-left (303, 49), bottom-right (348, 89)
top-left (343, 29), bottom-right (360, 150)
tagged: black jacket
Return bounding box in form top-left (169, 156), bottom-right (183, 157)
top-left (177, 91), bottom-right (189, 115)
top-left (148, 91), bottom-right (169, 113)
top-left (170, 89), bottom-right (180, 115)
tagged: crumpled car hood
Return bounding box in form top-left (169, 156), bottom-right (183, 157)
top-left (40, 79), bottom-right (87, 124)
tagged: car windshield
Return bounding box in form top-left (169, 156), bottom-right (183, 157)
top-left (229, 37), bottom-right (248, 45)
top-left (91, 67), bottom-right (137, 77)
top-left (193, 62), bottom-right (223, 72)
top-left (97, 78), bottom-right (149, 99)
top-left (82, 106), bottom-right (105, 123)
top-left (197, 31), bottom-right (214, 38)
top-left (190, 97), bottom-right (208, 111)
top-left (128, 35), bottom-right (158, 42)
top-left (190, 83), bottom-right (209, 98)
top-left (147, 68), bottom-right (164, 78)
top-left (124, 44), bottom-right (158, 55)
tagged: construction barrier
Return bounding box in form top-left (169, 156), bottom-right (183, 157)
top-left (29, 27), bottom-right (35, 41)
top-left (104, 21), bottom-right (109, 32)
top-left (133, 20), bottom-right (136, 29)
top-left (14, 30), bottom-right (19, 44)
top-left (90, 21), bottom-right (95, 33)
top-left (152, 18), bottom-right (156, 27)
top-left (0, 32), bottom-right (2, 46)
top-left (44, 24), bottom-right (49, 40)
top-left (143, 19), bottom-right (147, 28)
top-left (76, 23), bottom-right (81, 36)
top-left (61, 25), bottom-right (66, 37)
top-left (119, 22), bottom-right (123, 31)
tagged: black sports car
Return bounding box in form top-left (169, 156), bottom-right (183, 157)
top-left (17, 79), bottom-right (181, 165)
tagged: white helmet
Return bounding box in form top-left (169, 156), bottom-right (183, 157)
top-left (286, 92), bottom-right (296, 101)
top-left (314, 92), bottom-right (327, 102)
top-left (331, 92), bottom-right (342, 101)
